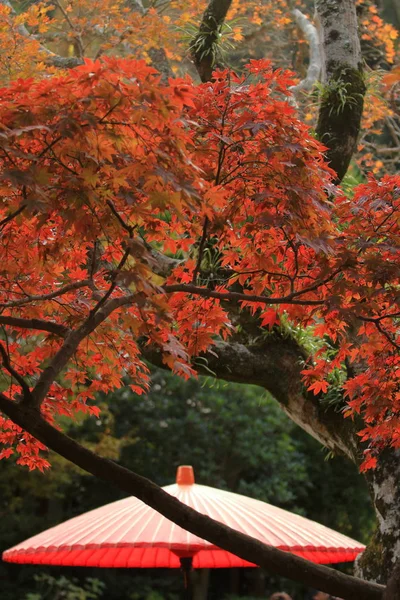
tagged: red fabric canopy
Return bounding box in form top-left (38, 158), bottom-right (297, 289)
top-left (3, 466), bottom-right (365, 568)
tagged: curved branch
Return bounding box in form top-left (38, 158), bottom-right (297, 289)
top-left (290, 9), bottom-right (321, 95)
top-left (143, 335), bottom-right (358, 460)
top-left (0, 394), bottom-right (384, 600)
top-left (163, 284), bottom-right (324, 306)
top-left (30, 293), bottom-right (138, 408)
top-left (0, 204), bottom-right (26, 231)
top-left (0, 316), bottom-right (69, 337)
top-left (0, 343), bottom-right (32, 400)
top-left (0, 280), bottom-right (92, 309)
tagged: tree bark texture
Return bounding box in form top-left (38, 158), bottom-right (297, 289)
top-left (191, 0), bottom-right (233, 82)
top-left (357, 450), bottom-right (400, 584)
top-left (384, 557), bottom-right (400, 600)
top-left (315, 0), bottom-right (366, 182)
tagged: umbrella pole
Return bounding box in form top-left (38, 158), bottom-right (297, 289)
top-left (179, 556), bottom-right (193, 600)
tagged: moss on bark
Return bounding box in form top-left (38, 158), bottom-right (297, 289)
top-left (357, 530), bottom-right (385, 582)
top-left (359, 449), bottom-right (400, 584)
top-left (316, 66), bottom-right (366, 182)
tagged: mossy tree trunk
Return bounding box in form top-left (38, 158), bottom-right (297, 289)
top-left (315, 0), bottom-right (366, 181)
top-left (357, 449), bottom-right (400, 586)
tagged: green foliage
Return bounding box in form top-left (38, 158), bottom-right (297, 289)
top-left (314, 73), bottom-right (365, 117)
top-left (25, 574), bottom-right (105, 600)
top-left (186, 18), bottom-right (242, 65)
top-left (292, 429), bottom-right (375, 544)
top-left (129, 589), bottom-right (177, 600)
top-left (341, 162), bottom-right (366, 198)
top-left (100, 371), bottom-right (308, 506)
top-left (277, 314), bottom-right (325, 356)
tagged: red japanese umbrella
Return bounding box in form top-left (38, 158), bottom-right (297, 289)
top-left (3, 465), bottom-right (365, 571)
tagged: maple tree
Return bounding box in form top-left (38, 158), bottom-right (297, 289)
top-left (0, 0), bottom-right (399, 599)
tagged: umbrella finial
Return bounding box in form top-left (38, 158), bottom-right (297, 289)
top-left (176, 465), bottom-right (195, 485)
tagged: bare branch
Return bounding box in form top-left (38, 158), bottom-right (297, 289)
top-left (45, 54), bottom-right (83, 68)
top-left (0, 280), bottom-right (92, 309)
top-left (106, 200), bottom-right (135, 234)
top-left (162, 284), bottom-right (325, 306)
top-left (0, 342), bottom-right (32, 400)
top-left (107, 200), bottom-right (181, 277)
top-left (373, 321), bottom-right (400, 351)
top-left (0, 394), bottom-right (385, 600)
top-left (142, 335), bottom-right (356, 459)
top-left (30, 293), bottom-right (138, 408)
top-left (52, 0), bottom-right (84, 59)
top-left (290, 9), bottom-right (321, 95)
top-left (192, 217), bottom-right (209, 284)
top-left (0, 316), bottom-right (69, 337)
top-left (89, 247), bottom-right (131, 316)
top-left (146, 249), bottom-right (182, 277)
top-left (0, 204), bottom-right (26, 232)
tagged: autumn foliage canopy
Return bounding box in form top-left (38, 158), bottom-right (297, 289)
top-left (0, 55), bottom-right (398, 472)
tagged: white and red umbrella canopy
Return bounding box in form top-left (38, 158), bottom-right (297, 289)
top-left (3, 466), bottom-right (365, 568)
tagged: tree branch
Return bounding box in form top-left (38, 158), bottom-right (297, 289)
top-left (143, 336), bottom-right (358, 460)
top-left (0, 343), bottom-right (32, 400)
top-left (0, 394), bottom-right (384, 600)
top-left (0, 316), bottom-right (69, 337)
top-left (0, 280), bottom-right (92, 309)
top-left (30, 293), bottom-right (138, 408)
top-left (163, 284), bottom-right (324, 306)
top-left (0, 204), bottom-right (26, 231)
top-left (290, 9), bottom-right (321, 95)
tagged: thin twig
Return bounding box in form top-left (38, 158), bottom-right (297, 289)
top-left (31, 293), bottom-right (139, 407)
top-left (0, 342), bottom-right (32, 400)
top-left (0, 204), bottom-right (26, 232)
top-left (88, 247), bottom-right (130, 316)
top-left (0, 280), bottom-right (92, 309)
top-left (289, 9), bottom-right (321, 96)
top-left (359, 312), bottom-right (400, 323)
top-left (106, 200), bottom-right (135, 234)
top-left (162, 284), bottom-right (324, 306)
top-left (192, 217), bottom-right (209, 284)
top-left (52, 0), bottom-right (84, 58)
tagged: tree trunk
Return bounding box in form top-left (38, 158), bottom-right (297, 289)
top-left (315, 0), bottom-right (366, 181)
top-left (191, 569), bottom-right (210, 600)
top-left (357, 449), bottom-right (400, 584)
top-left (384, 558), bottom-right (400, 600)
